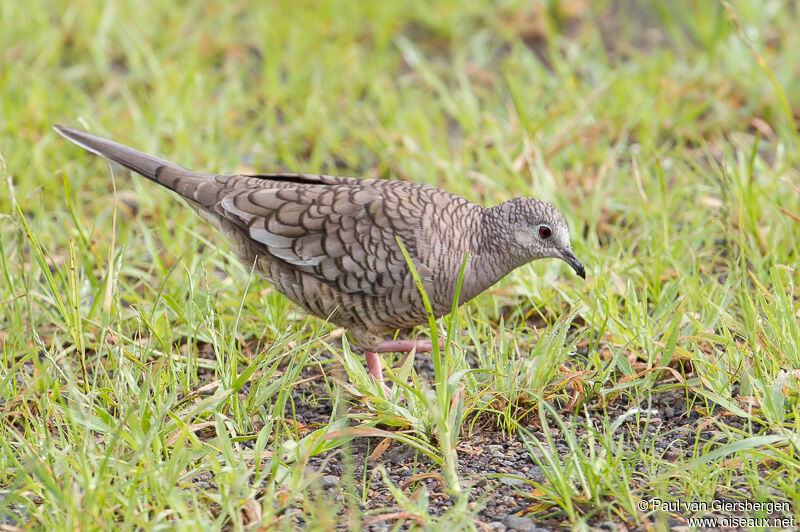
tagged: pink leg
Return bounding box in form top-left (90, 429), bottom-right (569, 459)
top-left (364, 338), bottom-right (436, 398)
top-left (373, 338), bottom-right (434, 354)
top-left (364, 338), bottom-right (441, 399)
top-left (372, 332), bottom-right (465, 354)
top-left (365, 351), bottom-right (392, 398)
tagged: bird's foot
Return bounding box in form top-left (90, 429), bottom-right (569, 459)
top-left (378, 381), bottom-right (392, 399)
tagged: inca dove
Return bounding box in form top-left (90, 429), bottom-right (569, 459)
top-left (54, 125), bottom-right (585, 396)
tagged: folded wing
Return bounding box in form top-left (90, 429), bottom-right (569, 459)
top-left (215, 181), bottom-right (422, 296)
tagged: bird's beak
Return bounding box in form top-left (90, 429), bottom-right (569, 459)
top-left (560, 249), bottom-right (586, 279)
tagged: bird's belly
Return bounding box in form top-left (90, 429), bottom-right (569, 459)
top-left (252, 255), bottom-right (428, 337)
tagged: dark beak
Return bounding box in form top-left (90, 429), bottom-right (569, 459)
top-left (561, 249), bottom-right (586, 279)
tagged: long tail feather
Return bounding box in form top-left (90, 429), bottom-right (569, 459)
top-left (53, 125), bottom-right (221, 205)
top-left (53, 124), bottom-right (184, 180)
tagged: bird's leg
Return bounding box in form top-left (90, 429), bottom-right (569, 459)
top-left (365, 351), bottom-right (392, 398)
top-left (373, 338), bottom-right (434, 354)
top-left (365, 338), bottom-right (434, 398)
top-left (374, 330), bottom-right (468, 356)
top-left (365, 335), bottom-right (465, 398)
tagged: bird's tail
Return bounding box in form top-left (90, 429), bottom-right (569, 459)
top-left (53, 125), bottom-right (219, 205)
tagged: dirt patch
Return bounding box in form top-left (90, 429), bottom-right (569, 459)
top-left (259, 351), bottom-right (751, 531)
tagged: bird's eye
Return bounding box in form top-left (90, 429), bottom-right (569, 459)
top-left (538, 225), bottom-right (552, 239)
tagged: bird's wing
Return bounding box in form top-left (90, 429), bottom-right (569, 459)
top-left (215, 182), bottom-right (427, 296)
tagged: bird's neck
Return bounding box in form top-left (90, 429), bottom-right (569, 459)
top-left (461, 206), bottom-right (528, 302)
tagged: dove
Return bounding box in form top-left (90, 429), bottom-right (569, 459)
top-left (54, 125), bottom-right (585, 396)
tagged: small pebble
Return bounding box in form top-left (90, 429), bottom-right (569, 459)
top-left (501, 515), bottom-right (536, 531)
top-left (525, 466), bottom-right (545, 483)
top-left (320, 475), bottom-right (338, 489)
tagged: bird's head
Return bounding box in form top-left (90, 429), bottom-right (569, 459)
top-left (492, 197), bottom-right (585, 279)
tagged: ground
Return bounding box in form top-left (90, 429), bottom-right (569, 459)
top-left (2, 0), bottom-right (800, 530)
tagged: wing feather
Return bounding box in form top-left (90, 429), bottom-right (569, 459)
top-left (215, 182), bottom-right (419, 296)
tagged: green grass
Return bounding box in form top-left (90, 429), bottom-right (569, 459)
top-left (2, 0), bottom-right (800, 529)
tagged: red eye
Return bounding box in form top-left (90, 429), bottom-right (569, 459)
top-left (538, 225), bottom-right (552, 239)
